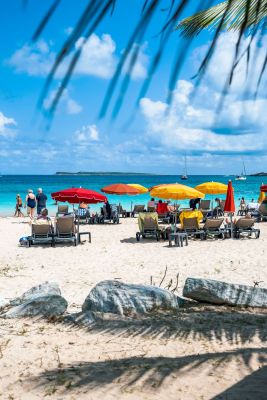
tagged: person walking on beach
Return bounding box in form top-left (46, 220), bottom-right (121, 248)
top-left (24, 189), bottom-right (36, 219)
top-left (36, 188), bottom-right (47, 215)
top-left (14, 194), bottom-right (24, 217)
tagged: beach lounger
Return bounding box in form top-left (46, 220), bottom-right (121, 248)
top-left (182, 217), bottom-right (205, 240)
top-left (200, 200), bottom-right (211, 217)
top-left (157, 213), bottom-right (171, 224)
top-left (259, 200), bottom-right (267, 222)
top-left (233, 218), bottom-right (260, 239)
top-left (74, 207), bottom-right (90, 224)
top-left (203, 218), bottom-right (227, 239)
top-left (136, 212), bottom-right (161, 241)
top-left (56, 205), bottom-right (69, 216)
top-left (99, 204), bottom-right (119, 224)
top-left (30, 220), bottom-right (54, 247)
top-left (118, 205), bottom-right (127, 218)
top-left (132, 205), bottom-right (145, 217)
top-left (147, 205), bottom-right (156, 212)
top-left (54, 216), bottom-right (77, 246)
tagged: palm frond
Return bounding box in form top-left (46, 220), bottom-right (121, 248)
top-left (28, 0), bottom-right (267, 120)
top-left (177, 0), bottom-right (267, 37)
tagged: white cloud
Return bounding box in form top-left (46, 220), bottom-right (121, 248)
top-left (0, 112), bottom-right (17, 138)
top-left (140, 32), bottom-right (267, 156)
top-left (75, 34), bottom-right (116, 78)
top-left (65, 97), bottom-right (83, 115)
top-left (44, 88), bottom-right (82, 115)
top-left (123, 43), bottom-right (148, 80)
top-left (74, 124), bottom-right (99, 142)
top-left (8, 39), bottom-right (54, 77)
top-left (8, 34), bottom-right (117, 80)
top-left (140, 80), bottom-right (267, 154)
top-left (8, 34), bottom-right (148, 81)
top-left (193, 32), bottom-right (267, 95)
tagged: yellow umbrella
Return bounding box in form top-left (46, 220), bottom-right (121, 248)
top-left (128, 184), bottom-right (148, 194)
top-left (150, 183), bottom-right (205, 200)
top-left (194, 181), bottom-right (228, 195)
top-left (150, 184), bottom-right (204, 232)
top-left (258, 191), bottom-right (265, 203)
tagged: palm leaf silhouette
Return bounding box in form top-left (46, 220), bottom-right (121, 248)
top-left (29, 0), bottom-right (267, 118)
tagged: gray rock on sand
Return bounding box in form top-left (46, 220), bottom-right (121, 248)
top-left (183, 277), bottom-right (267, 308)
top-left (82, 280), bottom-right (184, 316)
top-left (3, 295), bottom-right (68, 318)
top-left (9, 281), bottom-right (61, 307)
top-left (0, 282), bottom-right (67, 318)
top-left (0, 297), bottom-right (10, 311)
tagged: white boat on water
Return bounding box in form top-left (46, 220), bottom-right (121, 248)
top-left (180, 156), bottom-right (188, 180)
top-left (235, 161), bottom-right (247, 181)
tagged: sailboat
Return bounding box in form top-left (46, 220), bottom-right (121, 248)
top-left (235, 160), bottom-right (247, 181)
top-left (180, 156), bottom-right (188, 180)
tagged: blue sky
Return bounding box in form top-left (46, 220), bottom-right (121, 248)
top-left (0, 0), bottom-right (267, 175)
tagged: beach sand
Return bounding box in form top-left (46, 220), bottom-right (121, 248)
top-left (0, 216), bottom-right (266, 399)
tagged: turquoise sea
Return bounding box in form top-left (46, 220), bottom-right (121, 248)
top-left (0, 174), bottom-right (266, 216)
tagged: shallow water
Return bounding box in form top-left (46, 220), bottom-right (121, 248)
top-left (0, 174), bottom-right (265, 216)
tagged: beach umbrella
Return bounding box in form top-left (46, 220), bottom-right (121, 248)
top-left (51, 187), bottom-right (107, 240)
top-left (150, 183), bottom-right (205, 200)
top-left (195, 181), bottom-right (228, 195)
top-left (51, 187), bottom-right (107, 204)
top-left (260, 184), bottom-right (267, 192)
top-left (127, 184), bottom-right (148, 194)
top-left (101, 183), bottom-right (140, 215)
top-left (258, 190), bottom-right (265, 203)
top-left (101, 183), bottom-right (140, 195)
top-left (224, 180), bottom-right (235, 239)
top-left (150, 183), bottom-right (204, 231)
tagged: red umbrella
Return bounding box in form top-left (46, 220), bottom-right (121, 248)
top-left (260, 184), bottom-right (267, 193)
top-left (224, 180), bottom-right (235, 213)
top-left (51, 187), bottom-right (107, 204)
top-left (224, 180), bottom-right (235, 238)
top-left (51, 187), bottom-right (107, 242)
top-left (101, 183), bottom-right (140, 195)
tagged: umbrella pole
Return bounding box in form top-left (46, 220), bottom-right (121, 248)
top-left (174, 201), bottom-right (177, 233)
top-left (230, 212), bottom-right (233, 239)
top-left (77, 202), bottom-right (80, 243)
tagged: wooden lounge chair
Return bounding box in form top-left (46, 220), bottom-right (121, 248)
top-left (203, 218), bottom-right (227, 239)
top-left (182, 217), bottom-right (205, 240)
top-left (132, 205), bottom-right (145, 217)
top-left (54, 216), bottom-right (77, 246)
top-left (56, 205), bottom-right (69, 216)
top-left (136, 212), bottom-right (161, 241)
top-left (233, 218), bottom-right (260, 239)
top-left (30, 220), bottom-right (54, 247)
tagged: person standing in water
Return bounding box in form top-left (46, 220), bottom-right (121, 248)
top-left (24, 189), bottom-right (36, 219)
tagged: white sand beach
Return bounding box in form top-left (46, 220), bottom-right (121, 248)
top-left (0, 216), bottom-right (267, 399)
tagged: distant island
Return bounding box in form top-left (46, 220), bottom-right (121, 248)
top-left (250, 172), bottom-right (267, 177)
top-left (55, 171), bottom-right (156, 176)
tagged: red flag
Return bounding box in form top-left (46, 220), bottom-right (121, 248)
top-left (224, 180), bottom-right (235, 213)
